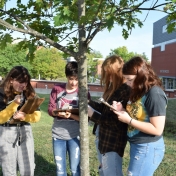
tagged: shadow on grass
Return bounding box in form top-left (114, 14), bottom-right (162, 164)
top-left (35, 151), bottom-right (73, 176)
top-left (34, 152), bottom-right (56, 176)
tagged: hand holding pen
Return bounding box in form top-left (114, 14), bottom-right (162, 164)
top-left (98, 98), bottom-right (123, 111)
top-left (14, 93), bottom-right (24, 105)
top-left (98, 98), bottom-right (132, 124)
top-left (112, 100), bottom-right (124, 112)
top-left (7, 92), bottom-right (24, 105)
top-left (111, 101), bottom-right (133, 124)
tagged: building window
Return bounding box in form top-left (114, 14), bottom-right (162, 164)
top-left (168, 78), bottom-right (174, 89)
top-left (162, 78), bottom-right (166, 89)
top-left (162, 24), bottom-right (167, 33)
top-left (174, 79), bottom-right (176, 89)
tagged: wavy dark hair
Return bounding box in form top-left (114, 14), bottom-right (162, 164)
top-left (0, 66), bottom-right (35, 103)
top-left (101, 55), bottom-right (124, 101)
top-left (123, 56), bottom-right (162, 102)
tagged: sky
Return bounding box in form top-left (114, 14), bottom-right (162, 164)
top-left (7, 0), bottom-right (168, 60)
top-left (90, 10), bottom-right (167, 60)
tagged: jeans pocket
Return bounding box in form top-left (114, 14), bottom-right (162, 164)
top-left (153, 146), bottom-right (165, 165)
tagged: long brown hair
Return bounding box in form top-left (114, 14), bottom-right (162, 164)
top-left (123, 56), bottom-right (162, 102)
top-left (0, 66), bottom-right (35, 103)
top-left (101, 55), bottom-right (124, 101)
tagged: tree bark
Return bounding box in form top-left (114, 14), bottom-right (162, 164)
top-left (77, 0), bottom-right (90, 176)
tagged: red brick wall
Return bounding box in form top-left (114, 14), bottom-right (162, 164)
top-left (31, 80), bottom-right (104, 92)
top-left (165, 90), bottom-right (176, 98)
top-left (151, 43), bottom-right (176, 77)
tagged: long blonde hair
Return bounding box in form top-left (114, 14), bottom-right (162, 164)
top-left (101, 55), bottom-right (124, 101)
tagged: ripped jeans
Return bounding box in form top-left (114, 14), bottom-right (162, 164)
top-left (52, 137), bottom-right (80, 176)
top-left (127, 137), bottom-right (165, 176)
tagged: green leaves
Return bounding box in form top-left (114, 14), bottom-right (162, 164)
top-left (63, 6), bottom-right (71, 16)
top-left (106, 16), bottom-right (115, 31)
top-left (31, 47), bottom-right (65, 80)
top-left (0, 44), bottom-right (65, 80)
top-left (0, 0), bottom-right (175, 61)
top-left (0, 34), bottom-right (13, 49)
top-left (110, 46), bottom-right (149, 62)
top-left (0, 44), bottom-right (31, 77)
top-left (163, 0), bottom-right (176, 33)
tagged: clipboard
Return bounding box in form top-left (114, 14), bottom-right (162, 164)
top-left (9, 96), bottom-right (45, 124)
top-left (53, 108), bottom-right (79, 115)
top-left (20, 97), bottom-right (45, 114)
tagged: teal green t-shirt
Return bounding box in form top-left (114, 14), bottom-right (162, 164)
top-left (126, 86), bottom-right (167, 144)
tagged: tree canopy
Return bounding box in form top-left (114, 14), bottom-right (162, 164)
top-left (0, 44), bottom-right (32, 77)
top-left (0, 0), bottom-right (175, 58)
top-left (0, 44), bottom-right (66, 80)
top-left (110, 46), bottom-right (149, 62)
top-left (31, 47), bottom-right (66, 80)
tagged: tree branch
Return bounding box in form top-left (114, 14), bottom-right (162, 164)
top-left (0, 18), bottom-right (76, 57)
top-left (86, 0), bottom-right (103, 43)
top-left (114, 1), bottom-right (172, 16)
top-left (86, 22), bottom-right (103, 46)
top-left (0, 8), bottom-right (32, 30)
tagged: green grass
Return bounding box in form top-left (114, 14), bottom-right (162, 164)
top-left (1, 94), bottom-right (176, 175)
top-left (32, 94), bottom-right (176, 176)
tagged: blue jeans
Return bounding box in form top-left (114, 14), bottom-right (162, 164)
top-left (95, 125), bottom-right (123, 176)
top-left (95, 125), bottom-right (104, 176)
top-left (53, 137), bottom-right (80, 176)
top-left (101, 152), bottom-right (123, 176)
top-left (127, 137), bottom-right (165, 176)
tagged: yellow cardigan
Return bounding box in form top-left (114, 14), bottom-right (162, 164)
top-left (0, 101), bottom-right (41, 124)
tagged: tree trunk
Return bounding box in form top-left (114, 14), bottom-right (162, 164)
top-left (77, 0), bottom-right (90, 175)
top-left (78, 57), bottom-right (89, 176)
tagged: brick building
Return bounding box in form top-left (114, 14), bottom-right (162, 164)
top-left (30, 80), bottom-right (104, 97)
top-left (151, 15), bottom-right (176, 90)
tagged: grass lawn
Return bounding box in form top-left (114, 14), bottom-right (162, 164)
top-left (1, 94), bottom-right (175, 175)
top-left (32, 94), bottom-right (176, 176)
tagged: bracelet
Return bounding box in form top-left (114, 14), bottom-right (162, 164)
top-left (129, 118), bottom-right (133, 125)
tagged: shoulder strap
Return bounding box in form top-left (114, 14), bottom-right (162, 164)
top-left (55, 91), bottom-right (67, 103)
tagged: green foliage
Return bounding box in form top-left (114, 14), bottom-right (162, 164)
top-left (87, 50), bottom-right (103, 82)
top-left (110, 46), bottom-right (149, 62)
top-left (0, 44), bottom-right (32, 77)
top-left (166, 13), bottom-right (176, 33)
top-left (0, 0), bottom-right (6, 8)
top-left (31, 47), bottom-right (66, 80)
top-left (0, 34), bottom-right (13, 49)
top-left (0, 0), bottom-right (174, 58)
top-left (0, 44), bottom-right (65, 80)
top-left (164, 0), bottom-right (176, 33)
